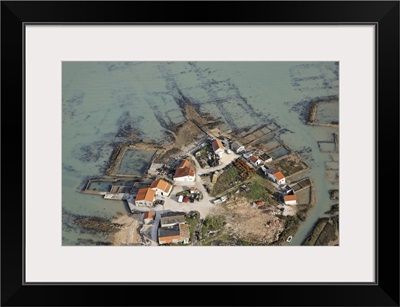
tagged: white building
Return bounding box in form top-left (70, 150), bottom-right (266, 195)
top-left (231, 141), bottom-right (245, 154)
top-left (173, 160), bottom-right (196, 182)
top-left (149, 178), bottom-right (172, 196)
top-left (249, 155), bottom-right (263, 167)
top-left (243, 151), bottom-right (253, 160)
top-left (212, 139), bottom-right (225, 157)
top-left (262, 153), bottom-right (273, 163)
top-left (135, 188), bottom-right (156, 207)
top-left (267, 170), bottom-right (286, 185)
top-left (284, 194), bottom-right (297, 205)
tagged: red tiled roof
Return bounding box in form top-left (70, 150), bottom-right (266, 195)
top-left (212, 139), bottom-right (224, 151)
top-left (150, 179), bottom-right (172, 193)
top-left (284, 195), bottom-right (296, 201)
top-left (174, 167), bottom-right (195, 178)
top-left (178, 160), bottom-right (191, 168)
top-left (249, 155), bottom-right (259, 163)
top-left (136, 188), bottom-right (156, 202)
top-left (273, 171), bottom-right (285, 180)
top-left (144, 211), bottom-right (155, 219)
top-left (255, 201), bottom-right (265, 207)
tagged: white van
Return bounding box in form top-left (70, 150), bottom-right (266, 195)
top-left (178, 195), bottom-right (183, 203)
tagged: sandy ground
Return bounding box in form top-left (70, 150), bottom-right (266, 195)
top-left (280, 205), bottom-right (298, 216)
top-left (224, 197), bottom-right (285, 244)
top-left (112, 215), bottom-right (142, 246)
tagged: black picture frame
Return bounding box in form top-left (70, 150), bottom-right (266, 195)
top-left (1, 1), bottom-right (399, 306)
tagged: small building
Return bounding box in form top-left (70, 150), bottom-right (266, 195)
top-left (249, 155), bottom-right (264, 167)
top-left (173, 160), bottom-right (196, 182)
top-left (231, 141), bottom-right (245, 154)
top-left (158, 225), bottom-right (182, 245)
top-left (212, 171), bottom-right (220, 183)
top-left (212, 139), bottom-right (225, 157)
top-left (158, 223), bottom-right (190, 245)
top-left (267, 169), bottom-right (286, 185)
top-left (143, 211), bottom-right (155, 224)
top-left (135, 188), bottom-right (156, 207)
top-left (282, 184), bottom-right (293, 194)
top-left (160, 212), bottom-right (186, 227)
top-left (260, 153), bottom-right (273, 163)
top-left (242, 151), bottom-right (253, 160)
top-left (178, 160), bottom-right (191, 169)
top-left (150, 178), bottom-right (172, 196)
top-left (284, 194), bottom-right (297, 205)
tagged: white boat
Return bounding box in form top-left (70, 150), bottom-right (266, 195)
top-left (286, 236), bottom-right (293, 242)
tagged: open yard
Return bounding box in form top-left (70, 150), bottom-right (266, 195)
top-left (241, 174), bottom-right (276, 203)
top-left (270, 154), bottom-right (307, 177)
top-left (194, 145), bottom-right (210, 168)
top-left (296, 186), bottom-right (311, 204)
top-left (211, 165), bottom-right (242, 196)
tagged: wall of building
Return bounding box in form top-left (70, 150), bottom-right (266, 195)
top-left (159, 235), bottom-right (182, 245)
top-left (174, 176), bottom-right (195, 182)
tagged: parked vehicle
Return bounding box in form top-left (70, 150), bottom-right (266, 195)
top-left (178, 195), bottom-right (183, 203)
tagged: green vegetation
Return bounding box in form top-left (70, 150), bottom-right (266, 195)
top-left (272, 216), bottom-right (301, 246)
top-left (201, 215), bottom-right (226, 241)
top-left (314, 222), bottom-right (336, 245)
top-left (302, 218), bottom-right (329, 246)
top-left (329, 190), bottom-right (339, 200)
top-left (195, 146), bottom-right (209, 159)
top-left (185, 215), bottom-right (199, 242)
top-left (325, 204), bottom-right (339, 216)
top-left (241, 174), bottom-right (273, 202)
top-left (203, 215), bottom-right (226, 232)
top-left (201, 233), bottom-right (236, 246)
top-left (296, 204), bottom-right (310, 221)
top-left (194, 146), bottom-right (210, 168)
top-left (212, 166), bottom-right (242, 196)
top-left (242, 182), bottom-right (266, 201)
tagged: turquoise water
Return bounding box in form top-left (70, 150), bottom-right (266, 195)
top-left (117, 149), bottom-right (155, 175)
top-left (62, 61), bottom-right (339, 245)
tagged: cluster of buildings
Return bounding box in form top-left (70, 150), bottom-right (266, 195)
top-left (217, 138), bottom-right (298, 206)
top-left (261, 167), bottom-right (297, 205)
top-left (172, 160), bottom-right (196, 182)
top-left (158, 212), bottom-right (190, 245)
top-left (209, 137), bottom-right (298, 206)
top-left (134, 178), bottom-right (172, 207)
top-left (139, 209), bottom-right (191, 245)
top-left (134, 159), bottom-right (197, 207)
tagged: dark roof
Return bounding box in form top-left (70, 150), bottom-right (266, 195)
top-left (161, 211), bottom-right (186, 218)
top-left (231, 141), bottom-right (244, 150)
top-left (159, 225), bottom-right (180, 238)
top-left (161, 215), bottom-right (185, 226)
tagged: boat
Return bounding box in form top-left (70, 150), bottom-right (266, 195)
top-left (286, 236), bottom-right (293, 242)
